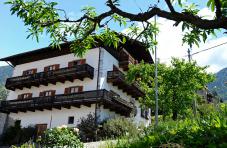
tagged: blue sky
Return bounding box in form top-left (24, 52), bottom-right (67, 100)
top-left (0, 0), bottom-right (157, 58)
top-left (0, 0), bottom-right (226, 72)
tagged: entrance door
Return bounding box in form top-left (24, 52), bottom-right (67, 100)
top-left (36, 124), bottom-right (47, 137)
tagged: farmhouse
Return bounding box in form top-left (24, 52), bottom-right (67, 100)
top-left (0, 40), bottom-right (153, 135)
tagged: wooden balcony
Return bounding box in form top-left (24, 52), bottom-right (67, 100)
top-left (119, 51), bottom-right (138, 71)
top-left (5, 64), bottom-right (94, 91)
top-left (0, 90), bottom-right (133, 117)
top-left (107, 70), bottom-right (144, 98)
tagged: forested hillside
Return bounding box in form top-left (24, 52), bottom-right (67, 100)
top-left (0, 66), bottom-right (12, 100)
top-left (0, 66), bottom-right (13, 85)
top-left (208, 68), bottom-right (227, 101)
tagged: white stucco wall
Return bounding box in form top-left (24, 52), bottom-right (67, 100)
top-left (9, 105), bottom-right (96, 128)
top-left (99, 48), bottom-right (150, 125)
top-left (7, 48), bottom-right (99, 100)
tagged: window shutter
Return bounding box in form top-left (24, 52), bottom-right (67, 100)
top-left (44, 66), bottom-right (49, 72)
top-left (64, 88), bottom-right (69, 94)
top-left (68, 61), bottom-right (74, 68)
top-left (39, 92), bottom-right (44, 97)
top-left (32, 69), bottom-right (37, 74)
top-left (80, 59), bottom-right (86, 65)
top-left (51, 90), bottom-right (56, 96)
top-left (28, 93), bottom-right (33, 98)
top-left (55, 64), bottom-right (60, 70)
top-left (22, 71), bottom-right (27, 76)
top-left (78, 86), bottom-right (83, 92)
top-left (18, 94), bottom-right (23, 100)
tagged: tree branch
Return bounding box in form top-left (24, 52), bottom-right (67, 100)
top-left (40, 10), bottom-right (114, 27)
top-left (106, 0), bottom-right (227, 30)
top-left (165, 0), bottom-right (176, 13)
top-left (214, 0), bottom-right (222, 19)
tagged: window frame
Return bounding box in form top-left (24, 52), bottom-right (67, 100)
top-left (44, 64), bottom-right (60, 72)
top-left (68, 59), bottom-right (86, 67)
top-left (22, 69), bottom-right (37, 76)
top-left (39, 90), bottom-right (56, 97)
top-left (18, 93), bottom-right (32, 100)
top-left (64, 86), bottom-right (83, 94)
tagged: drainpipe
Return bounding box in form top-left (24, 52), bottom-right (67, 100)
top-left (95, 47), bottom-right (102, 124)
top-left (94, 47), bottom-right (102, 141)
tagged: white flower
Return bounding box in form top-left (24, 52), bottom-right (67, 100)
top-left (73, 128), bottom-right (79, 134)
top-left (57, 124), bottom-right (67, 129)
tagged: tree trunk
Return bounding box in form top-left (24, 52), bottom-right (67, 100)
top-left (172, 110), bottom-right (178, 120)
top-left (172, 90), bottom-right (178, 120)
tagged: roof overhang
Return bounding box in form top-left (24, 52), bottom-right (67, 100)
top-left (0, 38), bottom-right (153, 66)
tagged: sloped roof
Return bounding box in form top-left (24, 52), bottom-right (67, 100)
top-left (0, 39), bottom-right (153, 66)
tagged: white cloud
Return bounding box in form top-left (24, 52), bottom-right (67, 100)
top-left (148, 8), bottom-right (226, 73)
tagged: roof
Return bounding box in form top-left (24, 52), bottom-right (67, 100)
top-left (0, 39), bottom-right (153, 66)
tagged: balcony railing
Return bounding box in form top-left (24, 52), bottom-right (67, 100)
top-left (6, 64), bottom-right (94, 90)
top-left (0, 90), bottom-right (133, 117)
top-left (107, 70), bottom-right (144, 98)
top-left (119, 52), bottom-right (137, 71)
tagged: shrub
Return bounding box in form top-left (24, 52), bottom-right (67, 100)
top-left (77, 113), bottom-right (99, 142)
top-left (101, 117), bottom-right (138, 139)
top-left (113, 104), bottom-right (227, 148)
top-left (40, 126), bottom-right (83, 148)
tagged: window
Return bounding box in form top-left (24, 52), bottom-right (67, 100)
top-left (68, 59), bottom-right (86, 67)
top-left (15, 120), bottom-right (21, 126)
top-left (39, 90), bottom-right (56, 97)
top-left (36, 124), bottom-right (47, 137)
top-left (22, 69), bottom-right (37, 76)
top-left (141, 108), bottom-right (150, 120)
top-left (44, 64), bottom-right (60, 72)
top-left (68, 116), bottom-right (74, 124)
top-left (64, 86), bottom-right (83, 94)
top-left (18, 93), bottom-right (32, 100)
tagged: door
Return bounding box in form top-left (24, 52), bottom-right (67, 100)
top-left (36, 124), bottom-right (47, 137)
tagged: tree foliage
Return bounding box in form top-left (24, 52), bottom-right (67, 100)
top-left (127, 58), bottom-right (215, 120)
top-left (0, 85), bottom-right (8, 101)
top-left (5, 0), bottom-right (227, 55)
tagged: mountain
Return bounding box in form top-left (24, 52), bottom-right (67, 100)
top-left (0, 66), bottom-right (13, 85)
top-left (208, 68), bottom-right (227, 102)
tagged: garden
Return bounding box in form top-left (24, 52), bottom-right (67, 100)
top-left (0, 103), bottom-right (226, 148)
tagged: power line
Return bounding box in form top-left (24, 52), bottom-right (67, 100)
top-left (191, 41), bottom-right (227, 56)
top-left (160, 41), bottom-right (227, 62)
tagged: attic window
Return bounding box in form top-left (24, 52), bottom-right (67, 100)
top-left (68, 59), bottom-right (86, 67)
top-left (22, 69), bottom-right (37, 76)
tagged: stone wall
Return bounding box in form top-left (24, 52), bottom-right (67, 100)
top-left (0, 113), bottom-right (7, 136)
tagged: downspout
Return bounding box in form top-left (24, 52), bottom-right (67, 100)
top-left (95, 47), bottom-right (102, 124)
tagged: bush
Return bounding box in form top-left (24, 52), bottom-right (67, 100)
top-left (113, 104), bottom-right (227, 148)
top-left (101, 117), bottom-right (139, 139)
top-left (40, 126), bottom-right (83, 148)
top-left (77, 113), bottom-right (99, 142)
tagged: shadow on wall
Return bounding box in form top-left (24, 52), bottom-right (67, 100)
top-left (0, 114), bottom-right (17, 145)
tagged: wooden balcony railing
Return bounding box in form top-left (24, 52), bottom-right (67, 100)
top-left (107, 70), bottom-right (144, 98)
top-left (0, 90), bottom-right (133, 117)
top-left (119, 51), bottom-right (137, 71)
top-left (5, 64), bottom-right (94, 90)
